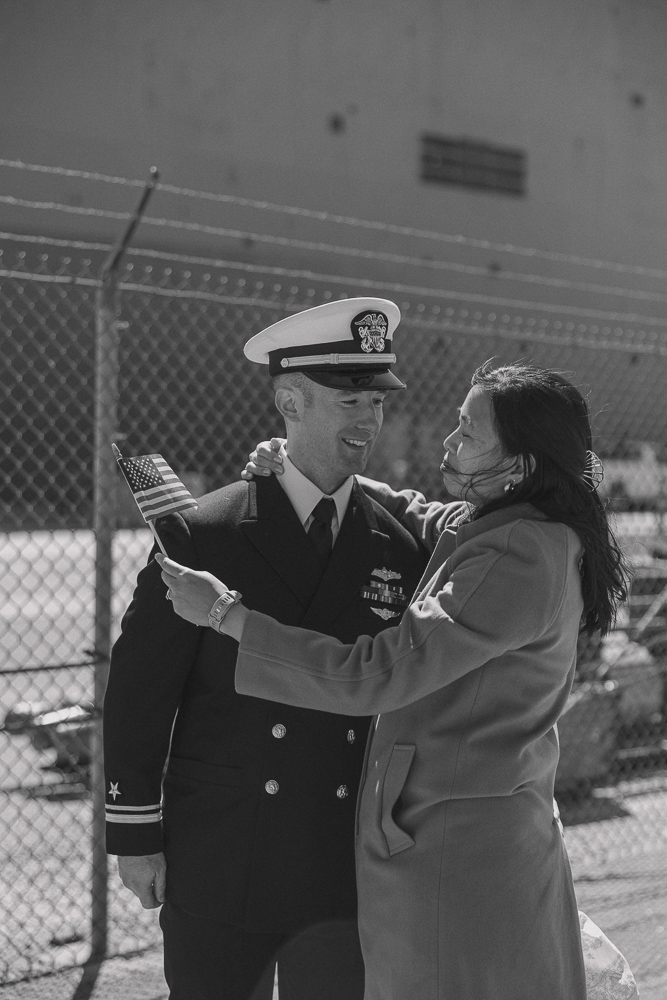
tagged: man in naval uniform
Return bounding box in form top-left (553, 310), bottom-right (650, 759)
top-left (103, 298), bottom-right (427, 1000)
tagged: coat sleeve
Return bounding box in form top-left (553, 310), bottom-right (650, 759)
top-left (357, 476), bottom-right (465, 553)
top-left (235, 520), bottom-right (572, 716)
top-left (103, 513), bottom-right (202, 856)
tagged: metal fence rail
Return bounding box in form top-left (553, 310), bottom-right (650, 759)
top-left (1, 224), bottom-right (667, 992)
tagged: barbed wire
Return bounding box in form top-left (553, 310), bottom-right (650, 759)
top-left (405, 317), bottom-right (667, 357)
top-left (0, 231), bottom-right (114, 252)
top-left (2, 157), bottom-right (667, 280)
top-left (2, 234), bottom-right (667, 329)
top-left (3, 196), bottom-right (667, 307)
top-left (0, 159), bottom-right (146, 189)
top-left (3, 265), bottom-right (667, 355)
top-left (0, 195), bottom-right (128, 221)
top-left (0, 269), bottom-right (95, 287)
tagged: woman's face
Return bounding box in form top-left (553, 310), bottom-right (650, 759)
top-left (441, 386), bottom-right (518, 502)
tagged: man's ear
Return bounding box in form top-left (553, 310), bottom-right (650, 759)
top-left (274, 387), bottom-right (302, 424)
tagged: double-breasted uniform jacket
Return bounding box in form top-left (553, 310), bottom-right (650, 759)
top-left (103, 474), bottom-right (426, 933)
top-left (234, 491), bottom-right (588, 999)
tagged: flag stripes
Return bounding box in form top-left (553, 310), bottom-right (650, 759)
top-left (115, 452), bottom-right (199, 522)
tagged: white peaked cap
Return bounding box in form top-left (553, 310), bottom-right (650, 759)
top-left (243, 297), bottom-right (405, 391)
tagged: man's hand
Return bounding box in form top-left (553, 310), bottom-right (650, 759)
top-left (241, 437), bottom-right (285, 480)
top-left (117, 852), bottom-right (167, 909)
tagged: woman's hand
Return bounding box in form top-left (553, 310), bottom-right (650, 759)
top-left (156, 554), bottom-right (229, 626)
top-left (241, 437), bottom-right (285, 480)
top-left (156, 554), bottom-right (250, 641)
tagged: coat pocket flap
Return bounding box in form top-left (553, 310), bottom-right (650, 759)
top-left (381, 744), bottom-right (416, 856)
top-left (166, 756), bottom-right (242, 787)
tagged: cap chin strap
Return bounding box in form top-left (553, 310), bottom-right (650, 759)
top-left (280, 353), bottom-right (396, 368)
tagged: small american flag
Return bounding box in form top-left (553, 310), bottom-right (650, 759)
top-left (114, 451), bottom-right (199, 521)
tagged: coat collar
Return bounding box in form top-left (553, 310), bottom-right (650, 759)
top-left (455, 502), bottom-right (545, 547)
top-left (415, 502), bottom-right (545, 595)
top-left (240, 476), bottom-right (388, 621)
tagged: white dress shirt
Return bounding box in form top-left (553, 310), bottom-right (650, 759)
top-left (277, 446), bottom-right (354, 546)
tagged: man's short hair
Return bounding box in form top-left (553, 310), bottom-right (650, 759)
top-left (272, 372), bottom-right (315, 406)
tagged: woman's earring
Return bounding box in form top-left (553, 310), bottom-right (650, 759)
top-left (504, 480), bottom-right (516, 494)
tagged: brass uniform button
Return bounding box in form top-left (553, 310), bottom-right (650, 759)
top-left (272, 724), bottom-right (286, 739)
top-left (347, 729), bottom-right (355, 743)
top-left (337, 784), bottom-right (349, 799)
top-left (265, 779), bottom-right (279, 795)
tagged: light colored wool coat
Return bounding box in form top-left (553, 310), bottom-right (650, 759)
top-left (235, 492), bottom-right (587, 1000)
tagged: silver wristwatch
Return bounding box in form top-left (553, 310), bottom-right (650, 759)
top-left (208, 591), bottom-right (243, 633)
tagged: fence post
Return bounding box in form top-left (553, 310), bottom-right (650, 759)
top-left (90, 272), bottom-right (120, 961)
top-left (90, 167), bottom-right (160, 961)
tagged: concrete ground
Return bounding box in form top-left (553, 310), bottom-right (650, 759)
top-left (0, 950), bottom-right (168, 1000)
top-left (0, 950), bottom-right (281, 1000)
top-left (0, 867), bottom-right (664, 1000)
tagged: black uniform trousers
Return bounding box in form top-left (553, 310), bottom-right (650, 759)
top-left (160, 901), bottom-right (365, 1000)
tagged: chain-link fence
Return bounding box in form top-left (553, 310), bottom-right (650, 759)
top-left (1, 169), bottom-right (667, 995)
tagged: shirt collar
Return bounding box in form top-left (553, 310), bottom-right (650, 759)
top-left (278, 445), bottom-right (354, 527)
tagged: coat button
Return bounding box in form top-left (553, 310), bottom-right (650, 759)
top-left (265, 779), bottom-right (279, 795)
top-left (347, 729), bottom-right (355, 743)
top-left (272, 724), bottom-right (286, 739)
top-left (337, 784), bottom-right (349, 799)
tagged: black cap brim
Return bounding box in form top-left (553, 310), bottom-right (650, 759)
top-left (304, 369), bottom-right (406, 391)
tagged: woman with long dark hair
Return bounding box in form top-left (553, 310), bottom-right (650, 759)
top-left (158, 362), bottom-right (629, 1000)
top-left (459, 362), bottom-right (626, 635)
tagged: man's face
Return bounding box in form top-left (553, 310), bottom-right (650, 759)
top-left (292, 381), bottom-right (387, 488)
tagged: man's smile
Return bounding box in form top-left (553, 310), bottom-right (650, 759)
top-left (342, 436), bottom-right (372, 449)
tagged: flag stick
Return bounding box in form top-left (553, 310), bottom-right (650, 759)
top-left (148, 520), bottom-right (168, 556)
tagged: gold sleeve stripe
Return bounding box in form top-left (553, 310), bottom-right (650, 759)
top-left (106, 803), bottom-right (161, 812)
top-left (105, 812), bottom-right (161, 824)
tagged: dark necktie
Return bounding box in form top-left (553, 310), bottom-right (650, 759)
top-left (307, 497), bottom-right (336, 565)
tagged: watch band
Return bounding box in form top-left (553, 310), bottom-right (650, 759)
top-left (208, 591), bottom-right (242, 632)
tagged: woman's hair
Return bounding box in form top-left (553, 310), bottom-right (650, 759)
top-left (468, 361), bottom-right (629, 636)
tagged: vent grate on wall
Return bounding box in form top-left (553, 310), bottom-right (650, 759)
top-left (420, 135), bottom-right (526, 196)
